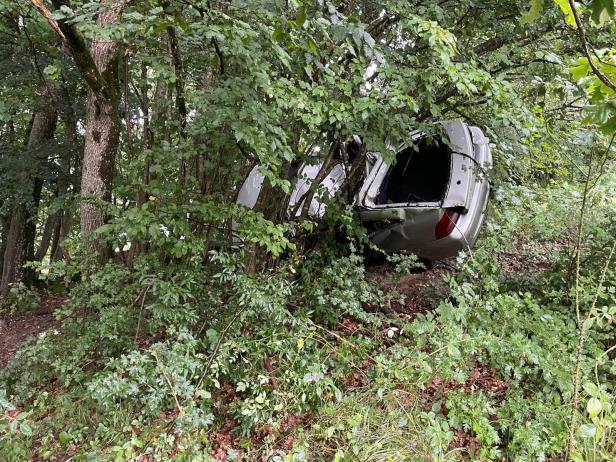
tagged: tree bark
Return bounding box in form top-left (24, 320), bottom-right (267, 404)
top-left (35, 210), bottom-right (60, 261)
top-left (48, 215), bottom-right (62, 262)
top-left (0, 214), bottom-right (9, 282)
top-left (80, 84), bottom-right (120, 261)
top-left (79, 6), bottom-right (122, 262)
top-left (33, 0), bottom-right (123, 263)
top-left (51, 77), bottom-right (79, 262)
top-left (0, 207), bottom-right (27, 296)
top-left (0, 106), bottom-right (56, 296)
top-left (23, 175), bottom-right (44, 281)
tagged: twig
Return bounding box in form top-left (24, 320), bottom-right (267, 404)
top-left (565, 140), bottom-right (615, 459)
top-left (194, 304), bottom-right (248, 395)
top-left (133, 285), bottom-right (149, 345)
top-left (152, 349), bottom-right (184, 416)
top-left (263, 356), bottom-right (280, 391)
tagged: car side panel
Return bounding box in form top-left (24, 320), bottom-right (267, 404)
top-left (441, 120), bottom-right (475, 211)
top-left (288, 163), bottom-right (346, 218)
top-left (236, 166), bottom-right (265, 209)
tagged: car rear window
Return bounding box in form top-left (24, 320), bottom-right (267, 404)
top-left (376, 136), bottom-right (452, 204)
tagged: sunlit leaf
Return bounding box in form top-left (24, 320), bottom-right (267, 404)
top-left (587, 397), bottom-right (602, 418)
top-left (554, 0), bottom-right (577, 28)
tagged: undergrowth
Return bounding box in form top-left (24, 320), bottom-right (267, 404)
top-left (1, 180), bottom-right (615, 461)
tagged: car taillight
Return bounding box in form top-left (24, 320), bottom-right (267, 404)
top-left (435, 208), bottom-right (460, 240)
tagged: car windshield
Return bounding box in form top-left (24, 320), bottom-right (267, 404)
top-left (376, 136), bottom-right (452, 204)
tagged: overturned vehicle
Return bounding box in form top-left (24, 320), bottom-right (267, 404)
top-left (237, 120), bottom-right (492, 261)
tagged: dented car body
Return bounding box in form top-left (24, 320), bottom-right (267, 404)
top-left (237, 120), bottom-right (492, 260)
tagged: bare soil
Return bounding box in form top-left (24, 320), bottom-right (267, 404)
top-left (365, 262), bottom-right (449, 319)
top-left (0, 294), bottom-right (66, 367)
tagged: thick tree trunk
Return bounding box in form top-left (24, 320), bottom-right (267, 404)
top-left (32, 0), bottom-right (123, 263)
top-left (0, 106), bottom-right (56, 296)
top-left (0, 214), bottom-right (8, 281)
top-left (79, 7), bottom-right (122, 262)
top-left (0, 207), bottom-right (27, 296)
top-left (80, 88), bottom-right (120, 260)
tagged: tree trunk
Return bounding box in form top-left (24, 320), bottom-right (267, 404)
top-left (80, 88), bottom-right (120, 260)
top-left (0, 106), bottom-right (56, 296)
top-left (22, 176), bottom-right (44, 283)
top-left (48, 216), bottom-right (62, 262)
top-left (0, 214), bottom-right (8, 281)
top-left (127, 65), bottom-right (153, 265)
top-left (79, 7), bottom-right (122, 262)
top-left (0, 207), bottom-right (27, 297)
top-left (35, 210), bottom-right (60, 261)
top-left (51, 78), bottom-right (79, 262)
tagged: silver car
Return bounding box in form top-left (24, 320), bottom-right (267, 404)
top-left (237, 120), bottom-right (492, 261)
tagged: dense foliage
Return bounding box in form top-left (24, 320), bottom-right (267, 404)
top-left (0, 0), bottom-right (615, 461)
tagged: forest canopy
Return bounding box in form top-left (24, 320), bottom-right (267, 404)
top-left (0, 0), bottom-right (616, 461)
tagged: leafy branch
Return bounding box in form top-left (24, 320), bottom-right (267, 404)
top-left (568, 0), bottom-right (616, 92)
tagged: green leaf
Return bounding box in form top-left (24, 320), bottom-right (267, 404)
top-left (521, 0), bottom-right (545, 25)
top-left (554, 0), bottom-right (577, 27)
top-left (43, 64), bottom-right (60, 80)
top-left (600, 114), bottom-right (616, 133)
top-left (59, 431), bottom-right (72, 445)
top-left (578, 423), bottom-right (597, 438)
top-left (571, 58), bottom-right (591, 81)
top-left (20, 422), bottom-right (32, 437)
top-left (364, 31), bottom-right (375, 49)
top-left (583, 382), bottom-right (601, 397)
top-left (447, 343), bottom-right (461, 358)
top-left (52, 4), bottom-right (74, 21)
top-left (582, 317), bottom-right (594, 330)
top-left (589, 0), bottom-right (615, 25)
top-left (587, 397), bottom-right (602, 418)
top-left (272, 26), bottom-right (285, 42)
top-left (296, 7), bottom-right (306, 27)
top-left (196, 389), bottom-right (212, 399)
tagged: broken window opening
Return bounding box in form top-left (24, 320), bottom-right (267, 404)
top-left (376, 136), bottom-right (452, 205)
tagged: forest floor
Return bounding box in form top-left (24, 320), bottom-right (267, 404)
top-left (0, 248), bottom-right (574, 461)
top-left (0, 265), bottom-right (452, 461)
top-left (0, 294), bottom-right (66, 367)
top-left (365, 261), bottom-right (449, 317)
top-left (205, 262), bottom-right (456, 460)
top-left (0, 263), bottom-right (447, 369)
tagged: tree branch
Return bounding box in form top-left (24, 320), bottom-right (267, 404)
top-left (211, 37), bottom-right (225, 75)
top-left (568, 0), bottom-right (616, 92)
top-left (30, 0), bottom-right (109, 97)
top-left (166, 25), bottom-right (187, 137)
